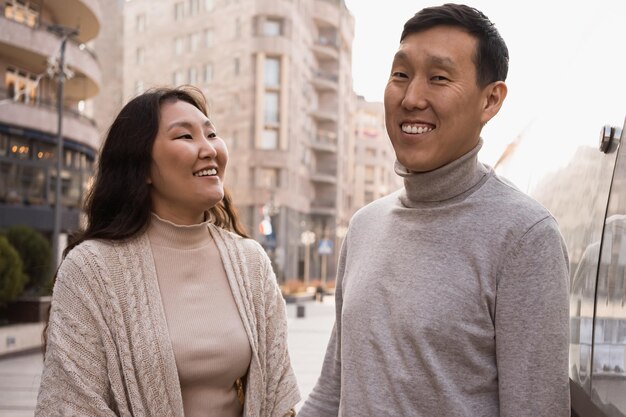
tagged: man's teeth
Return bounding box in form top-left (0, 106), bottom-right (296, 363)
top-left (194, 168), bottom-right (217, 177)
top-left (402, 124), bottom-right (434, 134)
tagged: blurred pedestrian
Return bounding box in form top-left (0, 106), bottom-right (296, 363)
top-left (36, 86), bottom-right (299, 417)
top-left (299, 4), bottom-right (569, 417)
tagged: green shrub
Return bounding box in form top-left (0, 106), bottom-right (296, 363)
top-left (5, 225), bottom-right (52, 294)
top-left (0, 236), bottom-right (27, 306)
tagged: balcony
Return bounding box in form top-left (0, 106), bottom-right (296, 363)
top-left (311, 70), bottom-right (338, 92)
top-left (0, 91), bottom-right (99, 151)
top-left (310, 109), bottom-right (338, 123)
top-left (312, 39), bottom-right (339, 61)
top-left (310, 134), bottom-right (337, 153)
top-left (2, 0), bottom-right (100, 43)
top-left (310, 171), bottom-right (337, 184)
top-left (310, 202), bottom-right (336, 217)
top-left (0, 16), bottom-right (101, 100)
top-left (312, 0), bottom-right (341, 28)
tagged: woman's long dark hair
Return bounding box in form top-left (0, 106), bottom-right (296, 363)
top-left (44, 86), bottom-right (248, 349)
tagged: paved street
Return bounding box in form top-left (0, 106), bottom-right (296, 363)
top-left (0, 298), bottom-right (335, 416)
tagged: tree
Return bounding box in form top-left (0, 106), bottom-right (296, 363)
top-left (0, 236), bottom-right (27, 306)
top-left (5, 225), bottom-right (52, 294)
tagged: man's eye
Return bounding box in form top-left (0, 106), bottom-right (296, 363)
top-left (175, 134), bottom-right (193, 139)
top-left (392, 71), bottom-right (408, 79)
top-left (431, 75), bottom-right (449, 82)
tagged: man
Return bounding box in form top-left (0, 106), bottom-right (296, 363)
top-left (299, 4), bottom-right (570, 417)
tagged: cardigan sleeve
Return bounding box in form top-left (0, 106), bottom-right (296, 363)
top-left (298, 238), bottom-right (348, 417)
top-left (495, 216), bottom-right (570, 417)
top-left (259, 248), bottom-right (301, 416)
top-left (35, 247), bottom-right (120, 417)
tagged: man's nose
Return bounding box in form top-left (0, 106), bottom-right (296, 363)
top-left (401, 79), bottom-right (428, 111)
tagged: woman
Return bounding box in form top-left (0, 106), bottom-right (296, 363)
top-left (36, 87), bottom-right (300, 416)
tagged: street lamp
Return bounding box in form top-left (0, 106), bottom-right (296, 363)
top-left (47, 24), bottom-right (79, 268)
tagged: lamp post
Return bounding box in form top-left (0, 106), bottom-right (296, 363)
top-left (48, 24), bottom-right (78, 268)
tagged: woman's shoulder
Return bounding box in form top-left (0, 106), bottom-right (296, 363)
top-left (209, 225), bottom-right (266, 256)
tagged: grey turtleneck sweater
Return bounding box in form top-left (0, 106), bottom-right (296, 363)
top-left (299, 140), bottom-right (570, 417)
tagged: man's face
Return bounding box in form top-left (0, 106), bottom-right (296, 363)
top-left (384, 25), bottom-right (501, 172)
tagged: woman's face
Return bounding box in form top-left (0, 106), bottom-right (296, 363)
top-left (148, 99), bottom-right (228, 225)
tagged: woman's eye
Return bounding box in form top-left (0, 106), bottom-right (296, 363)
top-left (175, 133), bottom-right (193, 139)
top-left (207, 132), bottom-right (217, 139)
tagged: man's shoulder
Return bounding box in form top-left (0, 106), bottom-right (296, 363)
top-left (482, 171), bottom-right (554, 228)
top-left (351, 190), bottom-right (400, 223)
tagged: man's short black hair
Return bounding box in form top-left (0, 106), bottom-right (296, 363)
top-left (401, 3), bottom-right (509, 87)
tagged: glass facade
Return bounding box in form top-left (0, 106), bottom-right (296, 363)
top-left (0, 130), bottom-right (94, 208)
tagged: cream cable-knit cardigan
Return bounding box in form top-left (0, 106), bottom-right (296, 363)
top-left (35, 224), bottom-right (300, 417)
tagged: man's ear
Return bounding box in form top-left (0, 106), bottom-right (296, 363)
top-left (481, 81), bottom-right (507, 125)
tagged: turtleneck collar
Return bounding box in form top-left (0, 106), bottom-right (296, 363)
top-left (147, 213), bottom-right (213, 249)
top-left (396, 139), bottom-right (490, 208)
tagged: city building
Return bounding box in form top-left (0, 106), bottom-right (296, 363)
top-left (0, 0), bottom-right (102, 249)
top-left (346, 95), bottom-right (401, 218)
top-left (99, 0), bottom-right (355, 282)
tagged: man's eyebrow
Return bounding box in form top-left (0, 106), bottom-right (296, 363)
top-left (392, 50), bottom-right (409, 63)
top-left (167, 120), bottom-right (213, 132)
top-left (427, 55), bottom-right (457, 70)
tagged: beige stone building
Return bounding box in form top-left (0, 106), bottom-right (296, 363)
top-left (0, 0), bottom-right (101, 239)
top-left (98, 0), bottom-right (355, 281)
top-left (346, 95), bottom-right (401, 219)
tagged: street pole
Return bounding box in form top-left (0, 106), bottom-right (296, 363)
top-left (48, 24), bottom-right (78, 269)
top-left (304, 241), bottom-right (310, 284)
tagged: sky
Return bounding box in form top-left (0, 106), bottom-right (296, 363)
top-left (343, 0), bottom-right (626, 165)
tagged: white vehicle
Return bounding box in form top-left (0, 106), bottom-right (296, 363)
top-left (497, 121), bottom-right (626, 417)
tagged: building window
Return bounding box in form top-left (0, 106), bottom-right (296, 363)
top-left (134, 81), bottom-right (144, 95)
top-left (136, 47), bottom-right (145, 64)
top-left (365, 166), bottom-right (375, 184)
top-left (257, 168), bottom-right (280, 188)
top-left (174, 37), bottom-right (185, 55)
top-left (264, 57), bottom-right (280, 87)
top-left (174, 2), bottom-right (185, 20)
top-left (264, 92), bottom-right (279, 124)
top-left (190, 32), bottom-right (201, 52)
top-left (260, 129), bottom-right (278, 150)
top-left (5, 67), bottom-right (39, 104)
top-left (173, 70), bottom-right (185, 85)
top-left (364, 191), bottom-right (374, 204)
top-left (259, 56), bottom-right (281, 150)
top-left (8, 136), bottom-right (30, 160)
top-left (365, 148), bottom-right (376, 158)
top-left (234, 57), bottom-right (240, 76)
top-left (262, 18), bottom-right (283, 36)
top-left (204, 0), bottom-right (214, 12)
top-left (204, 29), bottom-right (214, 47)
top-left (4, 0), bottom-right (39, 27)
top-left (235, 17), bottom-right (241, 38)
top-left (0, 133), bottom-right (8, 157)
top-left (188, 0), bottom-right (199, 15)
top-left (136, 14), bottom-right (146, 32)
top-left (188, 67), bottom-right (198, 84)
top-left (204, 63), bottom-right (213, 82)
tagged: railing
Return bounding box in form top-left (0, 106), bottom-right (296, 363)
top-left (315, 37), bottom-right (339, 49)
top-left (0, 13), bottom-right (99, 63)
top-left (0, 88), bottom-right (97, 127)
top-left (314, 70), bottom-right (338, 83)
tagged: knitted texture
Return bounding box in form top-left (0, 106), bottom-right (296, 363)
top-left (36, 224), bottom-right (300, 417)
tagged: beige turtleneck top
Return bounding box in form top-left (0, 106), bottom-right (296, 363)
top-left (147, 213), bottom-right (252, 417)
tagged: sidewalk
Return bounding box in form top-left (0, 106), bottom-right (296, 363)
top-left (0, 298), bottom-right (335, 416)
